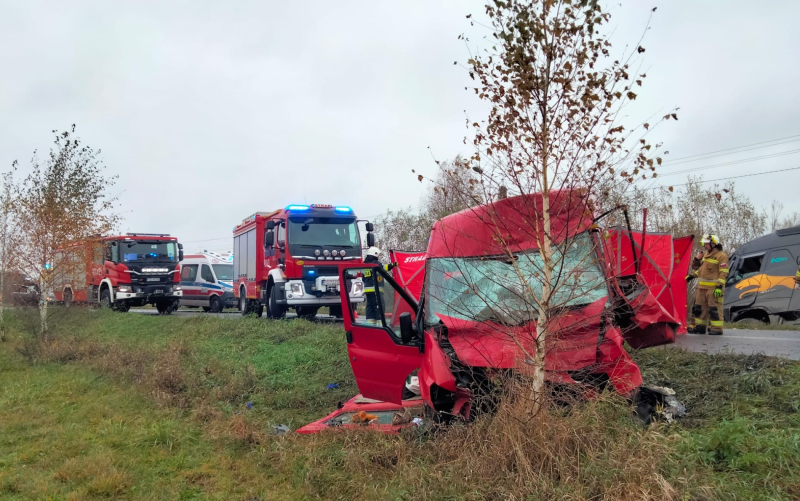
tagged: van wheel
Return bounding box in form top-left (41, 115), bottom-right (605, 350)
top-left (735, 317), bottom-right (768, 327)
top-left (99, 288), bottom-right (112, 309)
top-left (209, 296), bottom-right (222, 314)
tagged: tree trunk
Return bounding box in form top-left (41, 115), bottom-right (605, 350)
top-left (38, 276), bottom-right (48, 343)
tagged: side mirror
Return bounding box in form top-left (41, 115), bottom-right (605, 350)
top-left (264, 230), bottom-right (275, 248)
top-left (266, 220), bottom-right (276, 230)
top-left (365, 222), bottom-right (374, 232)
top-left (399, 312), bottom-right (414, 344)
top-left (178, 243), bottom-right (184, 262)
top-left (366, 233), bottom-right (375, 247)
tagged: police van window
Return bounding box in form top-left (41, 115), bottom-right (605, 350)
top-left (766, 249), bottom-right (794, 272)
top-left (728, 254), bottom-right (763, 285)
top-left (200, 265), bottom-right (215, 283)
top-left (181, 265), bottom-right (198, 282)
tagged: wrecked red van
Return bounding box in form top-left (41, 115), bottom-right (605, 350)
top-left (335, 191), bottom-right (683, 421)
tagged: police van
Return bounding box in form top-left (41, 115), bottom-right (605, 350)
top-left (724, 225), bottom-right (800, 325)
top-left (179, 252), bottom-right (236, 313)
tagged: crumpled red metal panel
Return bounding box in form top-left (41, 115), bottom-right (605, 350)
top-left (427, 190), bottom-right (593, 258)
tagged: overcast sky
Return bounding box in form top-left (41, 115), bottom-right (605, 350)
top-left (2, 0), bottom-right (799, 252)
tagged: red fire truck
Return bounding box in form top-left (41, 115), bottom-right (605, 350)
top-left (232, 204), bottom-right (371, 319)
top-left (52, 233), bottom-right (184, 313)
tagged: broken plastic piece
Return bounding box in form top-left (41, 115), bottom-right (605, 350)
top-left (351, 411), bottom-right (379, 424)
top-left (272, 424), bottom-right (291, 434)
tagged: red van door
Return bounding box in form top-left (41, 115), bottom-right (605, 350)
top-left (339, 263), bottom-right (423, 404)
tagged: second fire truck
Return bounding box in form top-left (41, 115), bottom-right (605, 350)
top-left (233, 204), bottom-right (371, 319)
top-left (52, 233), bottom-right (184, 313)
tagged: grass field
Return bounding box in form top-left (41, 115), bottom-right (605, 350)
top-left (1, 308), bottom-right (799, 500)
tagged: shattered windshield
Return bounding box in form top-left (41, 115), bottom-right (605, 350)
top-left (425, 232), bottom-right (608, 326)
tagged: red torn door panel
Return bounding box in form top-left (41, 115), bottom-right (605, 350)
top-left (340, 264), bottom-right (423, 405)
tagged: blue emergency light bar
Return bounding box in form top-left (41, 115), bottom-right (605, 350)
top-left (334, 206), bottom-right (352, 213)
top-left (286, 204), bottom-right (310, 211)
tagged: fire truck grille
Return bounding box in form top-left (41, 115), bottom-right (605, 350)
top-left (306, 266), bottom-right (338, 277)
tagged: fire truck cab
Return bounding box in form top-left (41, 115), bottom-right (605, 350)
top-left (53, 233), bottom-right (184, 314)
top-left (233, 204), bottom-right (369, 319)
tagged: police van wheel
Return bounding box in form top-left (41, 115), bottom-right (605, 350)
top-left (209, 296), bottom-right (223, 314)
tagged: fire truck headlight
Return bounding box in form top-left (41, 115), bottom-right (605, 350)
top-left (314, 249), bottom-right (321, 256)
top-left (118, 286), bottom-right (132, 293)
top-left (323, 250), bottom-right (330, 257)
top-left (290, 283), bottom-right (303, 295)
top-left (340, 250), bottom-right (346, 257)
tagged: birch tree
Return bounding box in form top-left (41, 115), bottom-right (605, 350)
top-left (10, 126), bottom-right (120, 341)
top-left (0, 170), bottom-right (14, 342)
top-left (438, 0), bottom-right (675, 409)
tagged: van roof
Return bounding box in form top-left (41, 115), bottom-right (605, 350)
top-left (733, 224), bottom-right (800, 256)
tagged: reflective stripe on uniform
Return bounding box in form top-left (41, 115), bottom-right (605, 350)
top-left (699, 280), bottom-right (718, 287)
top-left (694, 318), bottom-right (706, 325)
top-left (719, 268), bottom-right (729, 273)
top-left (717, 278), bottom-right (726, 284)
top-left (364, 287), bottom-right (375, 293)
top-left (710, 320), bottom-right (724, 327)
top-left (703, 258), bottom-right (719, 264)
top-left (796, 271), bottom-right (800, 277)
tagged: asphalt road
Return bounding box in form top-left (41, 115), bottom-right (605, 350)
top-left (131, 309), bottom-right (800, 360)
top-left (669, 329), bottom-right (800, 360)
top-left (129, 308), bottom-right (341, 323)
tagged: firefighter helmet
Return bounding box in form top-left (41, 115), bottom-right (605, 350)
top-left (700, 234), bottom-right (720, 246)
top-left (365, 247), bottom-right (381, 258)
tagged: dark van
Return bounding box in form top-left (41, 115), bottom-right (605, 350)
top-left (724, 225), bottom-right (800, 325)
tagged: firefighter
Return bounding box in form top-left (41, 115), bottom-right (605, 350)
top-left (686, 234), bottom-right (729, 335)
top-left (363, 247), bottom-right (398, 321)
top-left (796, 262), bottom-right (800, 289)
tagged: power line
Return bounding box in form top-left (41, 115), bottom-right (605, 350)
top-left (648, 165), bottom-right (800, 190)
top-left (658, 149), bottom-right (800, 178)
top-left (664, 133), bottom-right (800, 164)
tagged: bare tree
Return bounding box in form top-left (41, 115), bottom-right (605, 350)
top-left (434, 0), bottom-right (675, 408)
top-left (605, 177), bottom-right (768, 252)
top-left (375, 158), bottom-right (483, 256)
top-left (0, 170), bottom-right (14, 342)
top-left (9, 126), bottom-right (120, 341)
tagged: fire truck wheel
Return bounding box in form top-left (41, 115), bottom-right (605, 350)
top-left (209, 296), bottom-right (223, 314)
top-left (239, 292), bottom-right (249, 316)
top-left (253, 302), bottom-right (264, 318)
top-left (268, 285), bottom-right (286, 319)
top-left (297, 306), bottom-right (319, 321)
top-left (115, 302), bottom-right (130, 313)
top-left (99, 288), bottom-right (112, 309)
